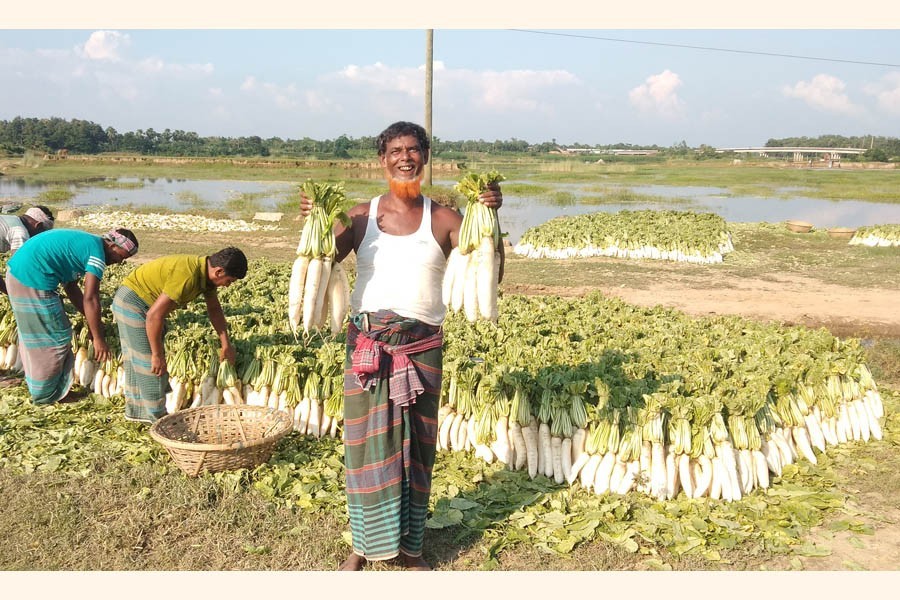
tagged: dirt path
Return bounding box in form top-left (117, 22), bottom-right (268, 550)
top-left (507, 272), bottom-right (900, 339)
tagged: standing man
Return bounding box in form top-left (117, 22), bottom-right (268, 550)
top-left (301, 121), bottom-right (503, 570)
top-left (5, 228), bottom-right (138, 404)
top-left (0, 206), bottom-right (55, 295)
top-left (111, 248), bottom-right (248, 423)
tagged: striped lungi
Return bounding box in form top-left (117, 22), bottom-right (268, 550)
top-left (4, 272), bottom-right (75, 404)
top-left (343, 310), bottom-right (443, 561)
top-left (112, 285), bottom-right (170, 423)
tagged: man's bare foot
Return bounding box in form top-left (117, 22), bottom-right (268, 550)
top-left (338, 553), bottom-right (367, 571)
top-left (0, 374), bottom-right (22, 388)
top-left (58, 387), bottom-right (89, 404)
top-left (401, 554), bottom-right (432, 571)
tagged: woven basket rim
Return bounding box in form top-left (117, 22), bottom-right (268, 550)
top-left (149, 404), bottom-right (292, 453)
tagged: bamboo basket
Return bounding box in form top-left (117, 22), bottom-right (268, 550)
top-left (785, 220), bottom-right (814, 233)
top-left (827, 227), bottom-right (857, 240)
top-left (149, 404), bottom-right (292, 476)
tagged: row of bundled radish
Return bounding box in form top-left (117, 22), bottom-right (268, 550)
top-left (159, 324), bottom-right (347, 439)
top-left (513, 210), bottom-right (735, 264)
top-left (438, 292), bottom-right (888, 501)
top-left (848, 224), bottom-right (900, 247)
top-left (437, 365), bottom-right (885, 501)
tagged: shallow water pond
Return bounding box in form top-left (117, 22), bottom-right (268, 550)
top-left (2, 177), bottom-right (899, 244)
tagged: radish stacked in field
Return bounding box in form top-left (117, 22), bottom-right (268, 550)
top-left (436, 293), bottom-right (888, 502)
top-left (0, 303), bottom-right (22, 372)
top-left (443, 170), bottom-right (505, 323)
top-left (289, 180), bottom-right (352, 335)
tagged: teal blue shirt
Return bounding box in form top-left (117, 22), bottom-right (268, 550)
top-left (7, 229), bottom-right (106, 291)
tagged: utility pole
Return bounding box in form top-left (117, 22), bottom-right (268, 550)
top-left (424, 29), bottom-right (433, 186)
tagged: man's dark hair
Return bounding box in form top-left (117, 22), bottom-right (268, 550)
top-left (209, 247), bottom-right (248, 279)
top-left (375, 121), bottom-right (430, 156)
top-left (116, 228), bottom-right (138, 250)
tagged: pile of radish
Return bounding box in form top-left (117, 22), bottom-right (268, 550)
top-left (849, 224), bottom-right (900, 247)
top-left (0, 221), bottom-right (889, 506)
top-left (514, 210), bottom-right (734, 264)
top-left (437, 293), bottom-right (887, 501)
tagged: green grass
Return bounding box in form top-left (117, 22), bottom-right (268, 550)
top-left (36, 188), bottom-right (75, 203)
top-left (173, 190), bottom-right (208, 210)
top-left (76, 179), bottom-right (146, 190)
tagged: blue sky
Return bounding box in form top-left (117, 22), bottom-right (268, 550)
top-left (1, 29), bottom-right (899, 147)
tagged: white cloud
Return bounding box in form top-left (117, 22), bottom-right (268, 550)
top-left (864, 72), bottom-right (900, 116)
top-left (209, 88), bottom-right (224, 98)
top-left (337, 62), bottom-right (422, 97)
top-left (782, 74), bottom-right (860, 115)
top-left (240, 76), bottom-right (302, 109)
top-left (629, 70), bottom-right (685, 118)
top-left (139, 58), bottom-right (165, 73)
top-left (80, 31), bottom-right (130, 62)
top-left (138, 57), bottom-right (214, 76)
top-left (329, 62), bottom-right (580, 114)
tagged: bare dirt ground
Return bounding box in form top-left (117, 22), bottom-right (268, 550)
top-left (506, 272), bottom-right (900, 339)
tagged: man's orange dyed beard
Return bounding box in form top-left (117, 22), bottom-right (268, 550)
top-left (387, 174), bottom-right (423, 201)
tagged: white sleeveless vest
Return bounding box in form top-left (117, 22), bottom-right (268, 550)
top-left (350, 195), bottom-right (448, 326)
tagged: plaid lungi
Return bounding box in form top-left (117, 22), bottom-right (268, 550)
top-left (4, 272), bottom-right (75, 404)
top-left (343, 310), bottom-right (443, 561)
top-left (112, 285), bottom-right (170, 423)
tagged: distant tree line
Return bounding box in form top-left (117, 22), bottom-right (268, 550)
top-left (0, 117), bottom-right (693, 160)
top-left (766, 134), bottom-right (900, 161)
top-left (1, 116), bottom-right (897, 161)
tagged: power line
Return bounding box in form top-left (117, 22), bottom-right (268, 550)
top-left (509, 29), bottom-right (900, 68)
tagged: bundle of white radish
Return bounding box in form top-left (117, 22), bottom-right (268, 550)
top-left (91, 358), bottom-right (123, 399)
top-left (289, 180), bottom-right (352, 335)
top-left (216, 359), bottom-right (244, 405)
top-left (0, 306), bottom-right (22, 372)
top-left (443, 170), bottom-right (505, 323)
top-left (437, 368), bottom-right (477, 455)
top-left (71, 326), bottom-right (98, 389)
top-left (433, 361), bottom-right (887, 505)
top-left (316, 341), bottom-right (345, 439)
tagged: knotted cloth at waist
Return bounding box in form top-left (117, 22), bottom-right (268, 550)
top-left (348, 311), bottom-right (443, 407)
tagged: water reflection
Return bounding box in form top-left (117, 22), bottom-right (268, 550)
top-left (2, 177), bottom-right (899, 244)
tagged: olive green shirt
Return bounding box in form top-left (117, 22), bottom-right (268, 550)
top-left (122, 254), bottom-right (211, 308)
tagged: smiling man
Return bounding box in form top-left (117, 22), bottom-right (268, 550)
top-left (111, 247), bottom-right (247, 424)
top-left (300, 121), bottom-right (503, 570)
